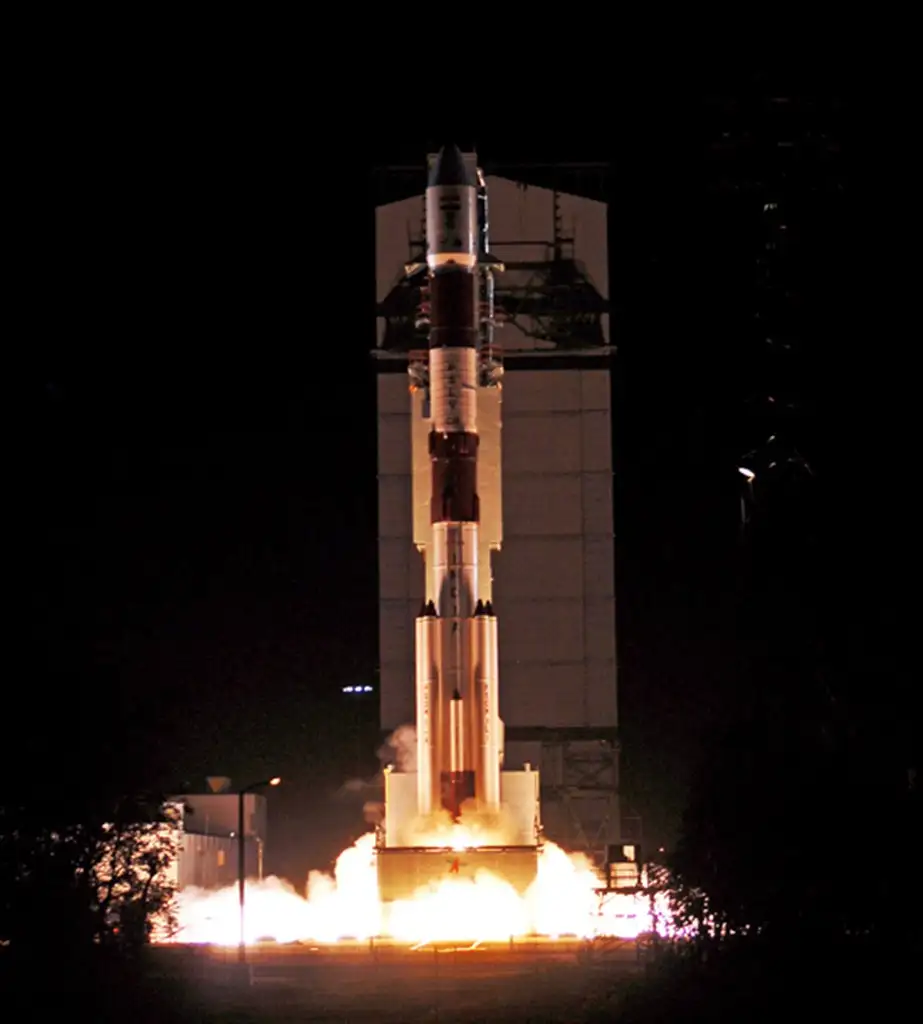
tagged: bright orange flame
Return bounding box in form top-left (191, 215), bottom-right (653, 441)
top-left (169, 828), bottom-right (663, 946)
top-left (407, 809), bottom-right (517, 850)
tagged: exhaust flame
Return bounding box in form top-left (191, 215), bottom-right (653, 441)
top-left (169, 830), bottom-right (660, 946)
top-left (407, 805), bottom-right (518, 849)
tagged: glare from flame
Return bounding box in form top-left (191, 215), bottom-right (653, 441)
top-left (169, 826), bottom-right (666, 946)
top-left (408, 806), bottom-right (518, 850)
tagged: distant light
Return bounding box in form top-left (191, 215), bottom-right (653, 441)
top-left (738, 467), bottom-right (755, 483)
top-left (269, 777), bottom-right (281, 787)
top-left (342, 686), bottom-right (354, 693)
top-left (363, 686), bottom-right (373, 692)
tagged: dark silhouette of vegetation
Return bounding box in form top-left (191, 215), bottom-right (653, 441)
top-left (0, 791), bottom-right (186, 1018)
top-left (608, 455), bottom-right (920, 1021)
top-left (597, 694), bottom-right (919, 1022)
top-left (0, 793), bottom-right (178, 957)
top-left (666, 704), bottom-right (919, 948)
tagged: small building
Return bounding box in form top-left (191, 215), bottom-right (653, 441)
top-left (171, 785), bottom-right (269, 891)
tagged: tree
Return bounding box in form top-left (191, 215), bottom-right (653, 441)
top-left (91, 798), bottom-right (180, 949)
top-left (663, 690), bottom-right (919, 954)
top-left (0, 793), bottom-right (179, 957)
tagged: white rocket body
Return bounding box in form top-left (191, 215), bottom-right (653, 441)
top-left (414, 146), bottom-right (502, 820)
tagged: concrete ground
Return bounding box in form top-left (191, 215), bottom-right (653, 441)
top-left (149, 939), bottom-right (640, 1022)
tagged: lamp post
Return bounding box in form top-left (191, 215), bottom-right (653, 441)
top-left (237, 776), bottom-right (281, 963)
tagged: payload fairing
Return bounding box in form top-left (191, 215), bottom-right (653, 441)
top-left (377, 147), bottom-right (542, 900)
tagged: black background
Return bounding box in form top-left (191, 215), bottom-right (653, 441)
top-left (16, 75), bottom-right (911, 889)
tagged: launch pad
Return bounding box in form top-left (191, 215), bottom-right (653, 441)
top-left (377, 763), bottom-right (542, 899)
top-left (161, 940), bottom-right (639, 1023)
top-left (377, 847), bottom-right (540, 902)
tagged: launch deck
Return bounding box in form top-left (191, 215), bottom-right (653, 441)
top-left (376, 844), bottom-right (541, 901)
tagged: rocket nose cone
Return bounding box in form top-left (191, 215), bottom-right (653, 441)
top-left (428, 144), bottom-right (474, 187)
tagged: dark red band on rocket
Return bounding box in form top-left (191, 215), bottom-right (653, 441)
top-left (430, 432), bottom-right (479, 460)
top-left (430, 430), bottom-right (479, 523)
top-left (441, 771), bottom-right (475, 820)
top-left (429, 271), bottom-right (478, 349)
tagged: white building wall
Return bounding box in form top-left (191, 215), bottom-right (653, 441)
top-left (495, 368), bottom-right (616, 734)
top-left (378, 374), bottom-right (422, 729)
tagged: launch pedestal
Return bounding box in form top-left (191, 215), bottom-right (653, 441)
top-left (376, 766), bottom-right (542, 901)
top-left (377, 847), bottom-right (541, 902)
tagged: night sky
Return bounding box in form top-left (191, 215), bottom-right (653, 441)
top-left (17, 80), bottom-right (911, 886)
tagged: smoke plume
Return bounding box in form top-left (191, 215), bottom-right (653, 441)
top-left (378, 724), bottom-right (417, 772)
top-left (407, 803), bottom-right (519, 848)
top-left (337, 724), bottom-right (418, 799)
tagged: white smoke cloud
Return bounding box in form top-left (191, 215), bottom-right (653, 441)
top-left (409, 803), bottom-right (519, 848)
top-left (378, 724), bottom-right (417, 772)
top-left (363, 800), bottom-right (384, 824)
top-left (338, 725), bottom-right (418, 799)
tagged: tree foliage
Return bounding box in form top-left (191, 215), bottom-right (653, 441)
top-left (661, 694), bottom-right (920, 953)
top-left (0, 794), bottom-right (179, 957)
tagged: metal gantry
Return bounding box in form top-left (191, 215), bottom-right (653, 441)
top-left (377, 188), bottom-right (609, 359)
top-left (712, 86), bottom-right (845, 530)
top-left (507, 726), bottom-right (620, 872)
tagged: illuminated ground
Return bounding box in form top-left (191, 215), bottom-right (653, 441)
top-left (149, 939), bottom-right (641, 1022)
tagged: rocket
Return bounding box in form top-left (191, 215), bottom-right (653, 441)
top-left (415, 145), bottom-right (503, 821)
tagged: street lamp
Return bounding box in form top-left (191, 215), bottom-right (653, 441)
top-left (238, 776), bottom-right (281, 963)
